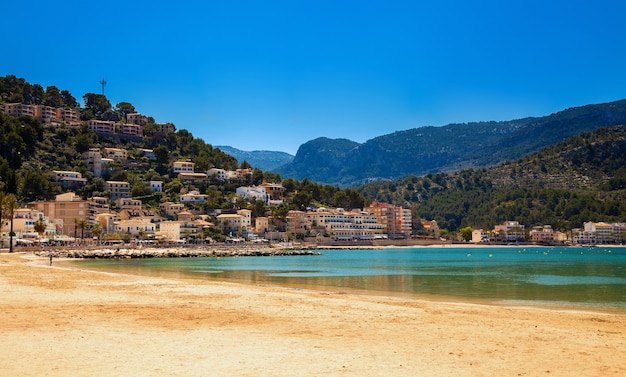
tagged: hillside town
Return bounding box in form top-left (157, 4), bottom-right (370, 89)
top-left (1, 100), bottom-right (625, 249)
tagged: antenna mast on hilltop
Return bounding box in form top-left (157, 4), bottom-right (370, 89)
top-left (100, 79), bottom-right (107, 95)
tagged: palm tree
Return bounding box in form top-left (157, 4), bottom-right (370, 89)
top-left (91, 223), bottom-right (103, 245)
top-left (77, 219), bottom-right (87, 245)
top-left (0, 191), bottom-right (6, 246)
top-left (3, 194), bottom-right (18, 253)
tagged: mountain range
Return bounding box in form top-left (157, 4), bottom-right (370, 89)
top-left (215, 146), bottom-right (294, 171)
top-left (259, 99), bottom-right (626, 187)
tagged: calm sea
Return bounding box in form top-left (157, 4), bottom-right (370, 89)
top-left (75, 246), bottom-right (626, 310)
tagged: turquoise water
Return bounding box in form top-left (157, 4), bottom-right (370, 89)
top-left (75, 246), bottom-right (626, 310)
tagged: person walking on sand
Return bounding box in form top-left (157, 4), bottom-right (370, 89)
top-left (49, 253), bottom-right (53, 266)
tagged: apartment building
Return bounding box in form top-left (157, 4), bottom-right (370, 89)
top-left (87, 119), bottom-right (116, 133)
top-left (159, 220), bottom-right (198, 242)
top-left (573, 221), bottom-right (626, 244)
top-left (127, 113), bottom-right (148, 126)
top-left (115, 219), bottom-right (156, 239)
top-left (82, 148), bottom-right (102, 177)
top-left (102, 147), bottom-right (128, 161)
top-left (2, 103), bottom-right (80, 126)
top-left (28, 192), bottom-right (88, 237)
top-left (52, 170), bottom-right (87, 188)
top-left (172, 161), bottom-right (195, 174)
top-left (530, 225), bottom-right (555, 243)
top-left (119, 123), bottom-right (143, 137)
top-left (207, 168), bottom-right (228, 181)
top-left (305, 207), bottom-right (384, 239)
top-left (57, 107), bottom-right (80, 126)
top-left (180, 190), bottom-right (208, 204)
top-left (105, 181), bottom-right (130, 200)
top-left (365, 201), bottom-right (412, 239)
top-left (160, 202), bottom-right (185, 219)
top-left (494, 221), bottom-right (526, 242)
top-left (236, 186), bottom-right (269, 204)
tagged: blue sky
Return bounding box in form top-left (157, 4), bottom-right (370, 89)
top-left (3, 1), bottom-right (626, 155)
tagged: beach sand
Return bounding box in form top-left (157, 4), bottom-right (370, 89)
top-left (1, 252), bottom-right (624, 377)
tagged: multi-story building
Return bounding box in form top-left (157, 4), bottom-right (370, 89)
top-left (2, 103), bottom-right (80, 126)
top-left (116, 198), bottom-right (142, 210)
top-left (530, 225), bottom-right (555, 243)
top-left (421, 219), bottom-right (440, 238)
top-left (178, 172), bottom-right (208, 183)
top-left (160, 202), bottom-right (185, 219)
top-left (157, 122), bottom-right (176, 134)
top-left (180, 190), bottom-right (208, 204)
top-left (82, 148), bottom-right (103, 177)
top-left (494, 221), bottom-right (526, 242)
top-left (150, 181), bottom-right (163, 193)
top-left (57, 107), bottom-right (80, 126)
top-left (36, 105), bottom-right (58, 125)
top-left (236, 186), bottom-right (269, 204)
top-left (573, 222), bottom-right (623, 244)
top-left (172, 161), bottom-right (195, 174)
top-left (52, 171), bottom-right (87, 188)
top-left (286, 210), bottom-right (310, 237)
top-left (115, 219), bottom-right (156, 239)
top-left (305, 207), bottom-right (383, 239)
top-left (259, 183), bottom-right (285, 205)
top-left (217, 209), bottom-right (252, 235)
top-left (105, 181), bottom-right (130, 200)
top-left (87, 119), bottom-right (116, 133)
top-left (28, 192), bottom-right (88, 237)
top-left (207, 168), bottom-right (228, 181)
top-left (119, 123), bottom-right (143, 137)
top-left (102, 148), bottom-right (128, 161)
top-left (127, 113), bottom-right (149, 126)
top-left (471, 229), bottom-right (491, 243)
top-left (159, 220), bottom-right (198, 242)
top-left (365, 201), bottom-right (412, 239)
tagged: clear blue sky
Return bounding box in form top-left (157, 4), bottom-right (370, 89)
top-left (3, 1), bottom-right (625, 155)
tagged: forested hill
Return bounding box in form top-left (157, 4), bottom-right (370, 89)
top-left (357, 125), bottom-right (626, 233)
top-left (275, 99), bottom-right (626, 187)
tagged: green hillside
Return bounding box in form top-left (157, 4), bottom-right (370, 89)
top-left (276, 99), bottom-right (626, 187)
top-left (358, 125), bottom-right (626, 232)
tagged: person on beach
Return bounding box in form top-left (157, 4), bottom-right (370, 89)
top-left (49, 253), bottom-right (53, 266)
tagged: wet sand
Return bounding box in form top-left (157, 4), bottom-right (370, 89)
top-left (1, 252), bottom-right (624, 376)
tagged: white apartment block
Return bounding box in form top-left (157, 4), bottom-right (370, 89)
top-left (236, 186), bottom-right (269, 204)
top-left (172, 161), bottom-right (195, 174)
top-left (180, 190), bottom-right (208, 204)
top-left (52, 170), bottom-right (87, 186)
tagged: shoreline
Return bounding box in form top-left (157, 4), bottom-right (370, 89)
top-left (2, 252), bottom-right (625, 376)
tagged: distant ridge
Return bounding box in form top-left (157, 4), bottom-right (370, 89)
top-left (216, 146), bottom-right (294, 171)
top-left (274, 99), bottom-right (626, 187)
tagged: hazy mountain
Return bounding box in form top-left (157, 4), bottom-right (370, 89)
top-left (216, 146), bottom-right (294, 171)
top-left (274, 99), bottom-right (626, 187)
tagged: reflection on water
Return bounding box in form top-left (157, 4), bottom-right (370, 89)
top-left (75, 246), bottom-right (626, 309)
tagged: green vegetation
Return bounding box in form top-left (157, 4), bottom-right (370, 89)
top-left (358, 126), bottom-right (626, 233)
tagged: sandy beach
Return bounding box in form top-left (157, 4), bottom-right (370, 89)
top-left (1, 251), bottom-right (624, 377)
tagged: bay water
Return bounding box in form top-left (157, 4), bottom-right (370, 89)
top-left (75, 246), bottom-right (626, 310)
